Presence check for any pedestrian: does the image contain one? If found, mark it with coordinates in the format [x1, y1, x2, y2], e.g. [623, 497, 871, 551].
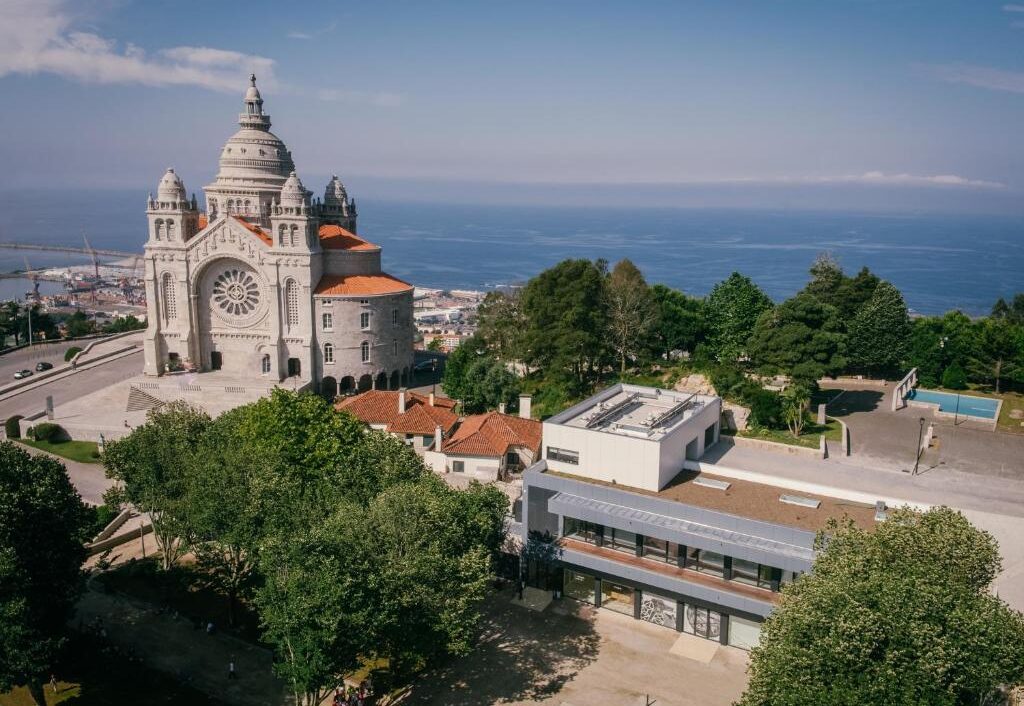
[206, 620, 215, 635]
[227, 659, 237, 680]
[49, 674, 57, 694]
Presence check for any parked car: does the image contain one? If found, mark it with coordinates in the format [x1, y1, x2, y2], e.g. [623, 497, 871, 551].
[13, 369, 33, 379]
[35, 361, 53, 372]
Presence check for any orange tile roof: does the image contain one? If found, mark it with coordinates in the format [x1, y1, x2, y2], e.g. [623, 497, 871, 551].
[314, 273, 413, 297]
[198, 214, 209, 229]
[336, 390, 458, 436]
[232, 216, 272, 246]
[319, 224, 379, 251]
[443, 412, 542, 459]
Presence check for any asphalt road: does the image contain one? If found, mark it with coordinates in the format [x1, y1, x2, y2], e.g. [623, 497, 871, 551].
[0, 340, 76, 381]
[0, 348, 142, 419]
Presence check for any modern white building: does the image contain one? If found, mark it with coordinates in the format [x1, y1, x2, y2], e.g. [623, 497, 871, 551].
[142, 75, 414, 397]
[520, 383, 885, 650]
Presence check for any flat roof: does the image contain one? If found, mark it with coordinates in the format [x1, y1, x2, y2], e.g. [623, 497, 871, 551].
[548, 384, 718, 441]
[544, 467, 879, 532]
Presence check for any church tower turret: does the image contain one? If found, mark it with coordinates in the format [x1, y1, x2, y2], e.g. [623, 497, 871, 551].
[321, 175, 358, 233]
[147, 168, 199, 245]
[270, 171, 319, 251]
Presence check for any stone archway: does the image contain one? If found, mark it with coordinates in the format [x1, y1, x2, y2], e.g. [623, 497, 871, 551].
[375, 372, 388, 390]
[358, 374, 373, 392]
[340, 376, 355, 393]
[322, 376, 337, 400]
[390, 370, 400, 389]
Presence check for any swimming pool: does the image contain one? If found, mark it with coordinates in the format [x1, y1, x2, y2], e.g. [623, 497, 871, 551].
[906, 389, 1000, 420]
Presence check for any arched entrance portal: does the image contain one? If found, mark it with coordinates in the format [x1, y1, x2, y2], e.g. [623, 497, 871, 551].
[340, 376, 355, 394]
[390, 370, 400, 389]
[375, 372, 388, 390]
[321, 376, 337, 400]
[357, 374, 373, 392]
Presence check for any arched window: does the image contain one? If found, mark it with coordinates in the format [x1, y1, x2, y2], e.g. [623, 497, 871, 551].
[243, 200, 251, 214]
[361, 340, 370, 363]
[285, 279, 299, 330]
[166, 219, 175, 241]
[261, 354, 271, 374]
[324, 342, 334, 364]
[161, 273, 177, 323]
[226, 199, 234, 213]
[289, 224, 298, 247]
[393, 339, 398, 356]
[278, 224, 288, 246]
[154, 218, 164, 240]
[209, 199, 217, 216]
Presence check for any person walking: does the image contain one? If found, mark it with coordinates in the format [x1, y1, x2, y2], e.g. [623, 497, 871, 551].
[227, 659, 237, 680]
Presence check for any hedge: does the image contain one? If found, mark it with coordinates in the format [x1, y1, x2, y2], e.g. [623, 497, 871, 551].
[64, 346, 83, 362]
[5, 415, 23, 439]
[29, 422, 65, 442]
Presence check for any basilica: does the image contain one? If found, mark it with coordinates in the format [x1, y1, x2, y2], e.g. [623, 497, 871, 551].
[142, 75, 414, 398]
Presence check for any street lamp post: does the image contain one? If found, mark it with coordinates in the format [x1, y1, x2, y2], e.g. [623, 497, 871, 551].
[912, 416, 926, 475]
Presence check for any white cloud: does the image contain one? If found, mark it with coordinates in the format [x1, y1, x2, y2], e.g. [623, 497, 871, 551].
[688, 172, 1005, 190]
[1003, 3, 1024, 11]
[0, 0, 276, 92]
[317, 88, 404, 107]
[920, 62, 1024, 95]
[287, 31, 313, 40]
[287, 21, 337, 40]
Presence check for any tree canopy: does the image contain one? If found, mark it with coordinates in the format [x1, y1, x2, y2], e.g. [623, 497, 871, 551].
[0, 443, 91, 706]
[705, 272, 773, 362]
[748, 293, 846, 384]
[605, 259, 657, 373]
[739, 507, 1024, 706]
[846, 280, 911, 376]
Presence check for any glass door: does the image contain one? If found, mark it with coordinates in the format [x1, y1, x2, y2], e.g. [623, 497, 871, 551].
[686, 605, 723, 641]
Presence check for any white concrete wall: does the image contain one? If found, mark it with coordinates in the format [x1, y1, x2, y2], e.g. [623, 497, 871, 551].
[541, 422, 662, 491]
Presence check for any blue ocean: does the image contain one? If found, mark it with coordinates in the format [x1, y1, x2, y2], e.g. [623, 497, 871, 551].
[0, 189, 1021, 316]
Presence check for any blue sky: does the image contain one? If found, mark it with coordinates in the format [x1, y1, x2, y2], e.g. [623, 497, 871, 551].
[2, 0, 1024, 212]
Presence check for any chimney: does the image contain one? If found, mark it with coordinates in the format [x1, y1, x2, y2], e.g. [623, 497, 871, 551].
[434, 424, 443, 451]
[398, 387, 407, 414]
[429, 391, 435, 407]
[519, 394, 532, 419]
[499, 402, 506, 414]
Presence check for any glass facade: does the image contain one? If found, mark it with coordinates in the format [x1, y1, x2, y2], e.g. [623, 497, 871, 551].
[639, 592, 677, 628]
[563, 517, 601, 544]
[563, 569, 596, 604]
[687, 547, 725, 577]
[642, 536, 680, 564]
[728, 615, 762, 651]
[606, 527, 636, 554]
[600, 580, 635, 615]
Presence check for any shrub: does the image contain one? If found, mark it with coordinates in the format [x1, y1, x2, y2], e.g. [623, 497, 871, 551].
[65, 346, 83, 362]
[30, 422, 65, 442]
[5, 414, 24, 439]
[747, 389, 785, 430]
[941, 362, 968, 390]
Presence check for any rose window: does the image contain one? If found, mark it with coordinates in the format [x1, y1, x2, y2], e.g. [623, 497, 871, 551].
[212, 269, 261, 317]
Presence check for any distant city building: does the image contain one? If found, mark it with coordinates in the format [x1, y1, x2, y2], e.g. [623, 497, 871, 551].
[520, 383, 887, 650]
[142, 75, 414, 397]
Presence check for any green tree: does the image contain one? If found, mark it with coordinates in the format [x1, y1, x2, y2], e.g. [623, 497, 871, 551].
[442, 334, 488, 406]
[426, 337, 443, 352]
[705, 272, 772, 362]
[102, 314, 146, 334]
[942, 361, 968, 390]
[102, 402, 211, 569]
[739, 507, 1024, 706]
[0, 443, 91, 706]
[0, 302, 23, 347]
[605, 259, 657, 373]
[520, 259, 609, 384]
[63, 310, 95, 338]
[781, 384, 811, 438]
[647, 284, 706, 360]
[458, 357, 520, 414]
[18, 305, 58, 343]
[801, 255, 879, 320]
[991, 293, 1024, 325]
[846, 281, 911, 377]
[476, 289, 524, 361]
[968, 318, 1020, 393]
[748, 293, 846, 383]
[907, 312, 975, 388]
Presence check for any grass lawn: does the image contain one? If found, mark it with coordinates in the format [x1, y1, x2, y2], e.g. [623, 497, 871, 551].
[0, 634, 227, 706]
[18, 439, 101, 464]
[734, 418, 841, 449]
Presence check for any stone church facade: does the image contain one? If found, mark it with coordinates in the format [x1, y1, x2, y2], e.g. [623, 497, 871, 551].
[142, 75, 414, 398]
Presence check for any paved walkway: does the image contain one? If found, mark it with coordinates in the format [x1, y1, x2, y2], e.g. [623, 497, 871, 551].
[13, 441, 113, 506]
[78, 576, 287, 706]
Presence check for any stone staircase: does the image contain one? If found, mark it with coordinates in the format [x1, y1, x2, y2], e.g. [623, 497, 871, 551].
[125, 385, 166, 413]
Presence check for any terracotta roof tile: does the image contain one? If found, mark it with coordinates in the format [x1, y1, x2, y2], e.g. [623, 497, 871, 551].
[314, 273, 414, 297]
[319, 224, 379, 251]
[443, 412, 542, 459]
[232, 216, 272, 246]
[336, 390, 458, 435]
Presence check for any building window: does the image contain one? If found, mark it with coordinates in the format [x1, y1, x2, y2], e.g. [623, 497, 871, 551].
[154, 218, 164, 240]
[322, 312, 333, 331]
[606, 527, 636, 554]
[359, 299, 369, 305]
[324, 342, 334, 364]
[600, 580, 635, 616]
[642, 536, 680, 564]
[393, 339, 398, 356]
[563, 569, 596, 605]
[687, 547, 725, 578]
[166, 219, 175, 241]
[563, 517, 601, 544]
[285, 279, 299, 330]
[546, 446, 579, 465]
[392, 308, 398, 327]
[360, 311, 370, 329]
[452, 460, 464, 473]
[361, 340, 370, 363]
[731, 559, 778, 590]
[640, 592, 678, 628]
[289, 224, 299, 247]
[161, 273, 176, 323]
[323, 299, 333, 306]
[261, 354, 271, 374]
[278, 224, 288, 246]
